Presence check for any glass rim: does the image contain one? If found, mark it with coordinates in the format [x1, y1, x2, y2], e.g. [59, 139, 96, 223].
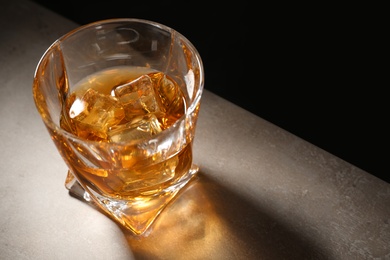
[33, 18, 204, 146]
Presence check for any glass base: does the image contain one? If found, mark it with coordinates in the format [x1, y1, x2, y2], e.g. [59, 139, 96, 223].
[65, 165, 199, 236]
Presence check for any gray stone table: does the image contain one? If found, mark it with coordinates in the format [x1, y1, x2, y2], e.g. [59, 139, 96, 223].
[0, 0, 389, 259]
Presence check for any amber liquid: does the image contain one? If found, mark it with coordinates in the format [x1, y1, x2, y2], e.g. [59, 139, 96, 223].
[59, 66, 193, 200]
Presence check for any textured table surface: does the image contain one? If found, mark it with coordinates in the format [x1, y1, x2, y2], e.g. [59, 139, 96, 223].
[0, 0, 389, 259]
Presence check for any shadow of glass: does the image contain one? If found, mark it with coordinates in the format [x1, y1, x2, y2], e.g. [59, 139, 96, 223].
[118, 171, 329, 260]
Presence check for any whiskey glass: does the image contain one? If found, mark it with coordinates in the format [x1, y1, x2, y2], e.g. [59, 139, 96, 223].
[32, 18, 204, 236]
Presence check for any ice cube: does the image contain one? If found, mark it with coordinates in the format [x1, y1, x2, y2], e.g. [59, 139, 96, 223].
[69, 88, 125, 140]
[149, 72, 185, 126]
[108, 113, 163, 143]
[112, 74, 163, 120]
[149, 72, 177, 107]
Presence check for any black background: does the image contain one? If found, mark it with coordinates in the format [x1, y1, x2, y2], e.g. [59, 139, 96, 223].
[31, 0, 387, 183]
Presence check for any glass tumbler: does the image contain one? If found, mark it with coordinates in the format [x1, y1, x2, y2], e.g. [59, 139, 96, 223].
[32, 18, 204, 235]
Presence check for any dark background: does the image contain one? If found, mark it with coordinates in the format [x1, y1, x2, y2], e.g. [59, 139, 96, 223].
[32, 0, 387, 183]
